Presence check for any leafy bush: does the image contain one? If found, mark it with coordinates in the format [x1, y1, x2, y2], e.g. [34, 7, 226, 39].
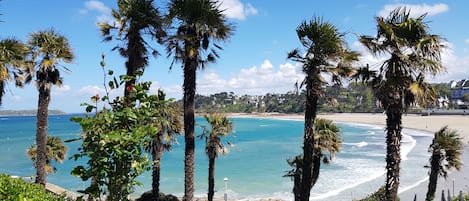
[0, 174, 67, 201]
[451, 192, 469, 201]
[355, 186, 400, 201]
[71, 61, 171, 201]
[136, 190, 180, 201]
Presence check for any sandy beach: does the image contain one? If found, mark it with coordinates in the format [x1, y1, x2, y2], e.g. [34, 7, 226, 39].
[229, 112, 469, 200]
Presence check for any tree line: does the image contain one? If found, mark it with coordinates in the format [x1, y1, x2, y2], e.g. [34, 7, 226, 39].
[189, 81, 454, 114]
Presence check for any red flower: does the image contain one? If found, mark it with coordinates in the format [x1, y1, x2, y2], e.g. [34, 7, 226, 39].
[126, 85, 134, 92]
[91, 94, 100, 103]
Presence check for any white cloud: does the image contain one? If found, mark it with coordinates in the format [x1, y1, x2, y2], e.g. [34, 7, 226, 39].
[379, 3, 448, 18]
[436, 44, 469, 82]
[149, 82, 182, 99]
[80, 1, 113, 24]
[219, 0, 258, 20]
[83, 1, 111, 14]
[465, 39, 469, 45]
[78, 85, 106, 96]
[7, 95, 22, 101]
[78, 82, 182, 102]
[52, 85, 71, 95]
[197, 60, 303, 95]
[352, 41, 388, 70]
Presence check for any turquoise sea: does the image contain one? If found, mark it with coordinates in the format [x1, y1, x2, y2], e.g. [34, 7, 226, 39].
[0, 114, 433, 200]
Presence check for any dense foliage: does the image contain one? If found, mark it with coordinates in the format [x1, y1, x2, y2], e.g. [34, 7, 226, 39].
[354, 186, 400, 201]
[0, 174, 68, 201]
[136, 191, 180, 201]
[190, 81, 456, 114]
[191, 84, 378, 114]
[450, 193, 469, 201]
[70, 66, 175, 201]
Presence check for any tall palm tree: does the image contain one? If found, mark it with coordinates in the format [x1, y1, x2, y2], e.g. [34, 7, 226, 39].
[0, 38, 28, 105]
[25, 29, 74, 187]
[166, 1, 233, 200]
[26, 135, 68, 175]
[287, 16, 357, 201]
[98, 0, 166, 98]
[285, 118, 342, 201]
[357, 7, 445, 200]
[425, 126, 463, 201]
[149, 90, 183, 201]
[200, 113, 233, 201]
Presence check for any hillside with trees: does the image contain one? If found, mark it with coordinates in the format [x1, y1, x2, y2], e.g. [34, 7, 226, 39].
[187, 82, 454, 114]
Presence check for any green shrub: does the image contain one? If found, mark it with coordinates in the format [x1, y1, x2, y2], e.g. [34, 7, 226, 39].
[0, 174, 67, 201]
[136, 190, 180, 201]
[451, 192, 469, 201]
[355, 186, 400, 201]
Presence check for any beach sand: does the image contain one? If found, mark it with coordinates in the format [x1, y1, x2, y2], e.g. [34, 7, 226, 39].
[229, 112, 469, 200]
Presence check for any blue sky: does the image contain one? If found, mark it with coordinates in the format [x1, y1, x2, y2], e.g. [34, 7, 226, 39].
[1, 0, 468, 113]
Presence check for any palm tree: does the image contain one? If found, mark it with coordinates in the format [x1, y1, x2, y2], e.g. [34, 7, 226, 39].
[98, 0, 166, 98]
[314, 118, 342, 164]
[425, 126, 463, 201]
[149, 90, 183, 201]
[24, 29, 74, 187]
[286, 16, 357, 201]
[166, 1, 233, 200]
[285, 118, 342, 200]
[200, 113, 233, 201]
[356, 7, 445, 200]
[0, 38, 28, 105]
[26, 135, 68, 175]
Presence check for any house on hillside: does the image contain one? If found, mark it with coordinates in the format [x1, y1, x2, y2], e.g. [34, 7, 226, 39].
[448, 79, 469, 108]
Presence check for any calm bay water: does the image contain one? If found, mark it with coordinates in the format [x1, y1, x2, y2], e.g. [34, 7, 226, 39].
[0, 114, 433, 200]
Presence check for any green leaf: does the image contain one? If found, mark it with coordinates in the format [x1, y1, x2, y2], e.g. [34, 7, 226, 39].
[108, 80, 115, 89]
[85, 105, 95, 113]
[71, 166, 86, 177]
[70, 116, 83, 122]
[64, 138, 81, 143]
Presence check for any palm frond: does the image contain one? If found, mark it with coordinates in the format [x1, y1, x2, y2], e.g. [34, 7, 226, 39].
[314, 118, 342, 163]
[428, 126, 463, 179]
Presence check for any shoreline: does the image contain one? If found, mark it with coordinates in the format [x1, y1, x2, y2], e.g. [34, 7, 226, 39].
[227, 112, 469, 200]
[227, 112, 469, 143]
[7, 112, 467, 200]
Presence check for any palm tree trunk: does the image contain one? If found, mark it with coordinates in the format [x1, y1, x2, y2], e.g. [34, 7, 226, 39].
[152, 134, 164, 201]
[183, 58, 197, 201]
[311, 151, 321, 187]
[426, 152, 441, 201]
[35, 84, 50, 187]
[0, 81, 4, 105]
[293, 167, 301, 201]
[208, 156, 215, 201]
[384, 102, 403, 201]
[299, 75, 319, 201]
[124, 26, 142, 99]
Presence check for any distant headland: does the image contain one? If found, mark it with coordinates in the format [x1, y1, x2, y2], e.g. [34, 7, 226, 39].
[0, 110, 67, 116]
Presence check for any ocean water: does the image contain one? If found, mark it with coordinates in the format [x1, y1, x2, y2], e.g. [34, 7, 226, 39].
[0, 114, 433, 200]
